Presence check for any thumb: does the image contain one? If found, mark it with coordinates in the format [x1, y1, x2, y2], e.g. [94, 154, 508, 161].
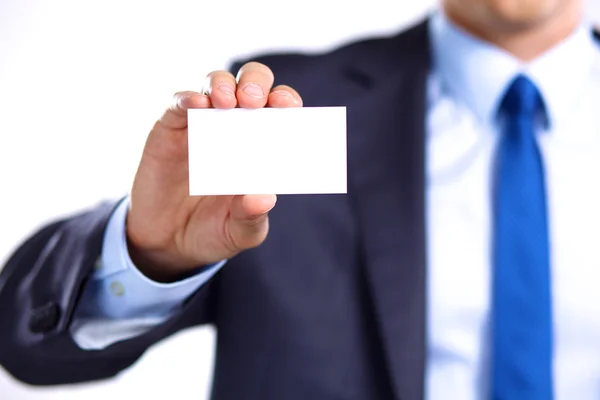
[227, 194, 277, 250]
[142, 91, 211, 163]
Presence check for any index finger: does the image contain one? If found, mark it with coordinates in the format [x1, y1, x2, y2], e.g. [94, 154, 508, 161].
[158, 91, 212, 130]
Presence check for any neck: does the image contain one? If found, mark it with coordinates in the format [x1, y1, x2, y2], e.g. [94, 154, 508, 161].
[443, 3, 583, 61]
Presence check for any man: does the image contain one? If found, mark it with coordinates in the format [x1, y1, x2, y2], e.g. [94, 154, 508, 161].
[0, 0, 597, 398]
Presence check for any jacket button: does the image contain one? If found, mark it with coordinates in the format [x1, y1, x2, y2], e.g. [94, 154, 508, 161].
[29, 302, 60, 333]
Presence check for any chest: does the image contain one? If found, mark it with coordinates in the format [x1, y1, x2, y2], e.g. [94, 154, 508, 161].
[425, 93, 600, 399]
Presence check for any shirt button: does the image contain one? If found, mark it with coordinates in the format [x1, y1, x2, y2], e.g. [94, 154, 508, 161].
[110, 281, 125, 297]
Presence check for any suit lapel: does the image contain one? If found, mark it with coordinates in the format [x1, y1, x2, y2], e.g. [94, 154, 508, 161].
[341, 22, 599, 400]
[344, 20, 431, 400]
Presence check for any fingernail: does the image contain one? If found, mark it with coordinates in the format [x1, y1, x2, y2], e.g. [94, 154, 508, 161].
[271, 90, 298, 103]
[242, 83, 265, 99]
[218, 84, 235, 97]
[266, 194, 277, 211]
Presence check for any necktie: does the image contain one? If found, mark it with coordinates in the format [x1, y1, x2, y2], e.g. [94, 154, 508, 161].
[492, 75, 553, 400]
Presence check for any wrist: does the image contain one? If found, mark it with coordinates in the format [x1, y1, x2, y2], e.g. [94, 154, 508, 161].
[126, 237, 200, 283]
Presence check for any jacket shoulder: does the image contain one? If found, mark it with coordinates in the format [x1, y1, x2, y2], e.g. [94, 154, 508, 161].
[229, 18, 429, 83]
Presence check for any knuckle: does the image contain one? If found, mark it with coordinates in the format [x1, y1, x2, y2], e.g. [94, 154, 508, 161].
[171, 90, 196, 104]
[274, 85, 299, 95]
[168, 93, 185, 112]
[171, 91, 188, 104]
[207, 69, 227, 78]
[206, 70, 235, 85]
[238, 62, 274, 81]
[227, 218, 269, 250]
[243, 61, 270, 72]
[203, 71, 236, 96]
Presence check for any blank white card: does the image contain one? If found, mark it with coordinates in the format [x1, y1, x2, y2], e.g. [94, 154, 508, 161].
[187, 107, 347, 195]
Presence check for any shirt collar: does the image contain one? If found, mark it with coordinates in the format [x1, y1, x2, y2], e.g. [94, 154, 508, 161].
[430, 11, 598, 129]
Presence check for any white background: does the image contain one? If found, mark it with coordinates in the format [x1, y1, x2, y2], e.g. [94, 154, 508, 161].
[0, 0, 598, 398]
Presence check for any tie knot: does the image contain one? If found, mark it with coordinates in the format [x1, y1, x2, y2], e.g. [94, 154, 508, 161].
[499, 75, 544, 118]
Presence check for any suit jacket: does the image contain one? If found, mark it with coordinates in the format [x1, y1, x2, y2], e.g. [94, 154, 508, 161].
[0, 20, 431, 400]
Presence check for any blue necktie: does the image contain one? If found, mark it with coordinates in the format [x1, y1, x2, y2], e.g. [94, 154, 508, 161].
[492, 75, 553, 400]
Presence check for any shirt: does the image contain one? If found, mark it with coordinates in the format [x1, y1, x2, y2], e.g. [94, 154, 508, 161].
[72, 11, 600, 400]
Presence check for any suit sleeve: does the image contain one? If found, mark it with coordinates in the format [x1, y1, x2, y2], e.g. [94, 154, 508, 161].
[0, 55, 298, 386]
[0, 201, 220, 386]
[71, 198, 225, 351]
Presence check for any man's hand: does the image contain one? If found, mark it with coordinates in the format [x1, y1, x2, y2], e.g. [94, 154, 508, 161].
[126, 62, 303, 282]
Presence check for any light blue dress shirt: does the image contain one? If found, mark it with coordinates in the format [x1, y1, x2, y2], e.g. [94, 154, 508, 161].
[73, 11, 600, 400]
[75, 197, 225, 320]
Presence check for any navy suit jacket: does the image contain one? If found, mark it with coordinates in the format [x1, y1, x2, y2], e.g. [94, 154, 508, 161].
[0, 20, 431, 400]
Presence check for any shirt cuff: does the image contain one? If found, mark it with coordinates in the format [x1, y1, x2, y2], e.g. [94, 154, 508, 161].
[77, 198, 225, 319]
